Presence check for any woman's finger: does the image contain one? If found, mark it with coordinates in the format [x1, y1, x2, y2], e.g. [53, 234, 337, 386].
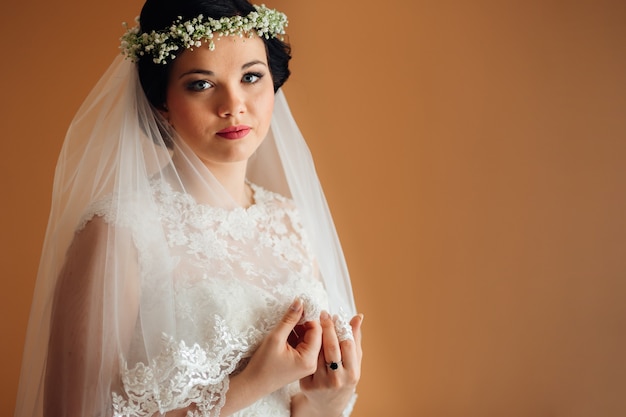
[320, 311, 342, 372]
[277, 299, 322, 359]
[273, 298, 304, 339]
[295, 319, 322, 357]
[351, 314, 364, 359]
[340, 314, 363, 374]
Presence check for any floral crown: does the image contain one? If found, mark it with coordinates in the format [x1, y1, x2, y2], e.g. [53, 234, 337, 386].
[120, 4, 287, 64]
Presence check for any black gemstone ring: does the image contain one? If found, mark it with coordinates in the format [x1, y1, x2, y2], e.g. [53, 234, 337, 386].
[326, 361, 342, 371]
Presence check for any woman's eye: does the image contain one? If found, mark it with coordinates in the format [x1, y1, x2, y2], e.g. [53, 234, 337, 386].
[242, 73, 263, 84]
[187, 80, 212, 91]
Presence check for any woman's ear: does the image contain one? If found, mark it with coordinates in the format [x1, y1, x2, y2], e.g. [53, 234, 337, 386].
[157, 103, 169, 122]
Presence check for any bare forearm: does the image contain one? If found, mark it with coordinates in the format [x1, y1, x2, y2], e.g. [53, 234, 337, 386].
[219, 370, 278, 416]
[161, 371, 274, 417]
[290, 393, 344, 417]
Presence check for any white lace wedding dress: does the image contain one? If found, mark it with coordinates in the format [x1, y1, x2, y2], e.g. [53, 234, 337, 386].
[84, 180, 331, 417]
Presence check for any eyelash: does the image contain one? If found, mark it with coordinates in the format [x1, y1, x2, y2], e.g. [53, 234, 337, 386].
[242, 72, 263, 84]
[187, 80, 212, 91]
[186, 72, 265, 91]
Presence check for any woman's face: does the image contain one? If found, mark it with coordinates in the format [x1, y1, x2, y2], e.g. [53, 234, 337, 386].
[163, 35, 275, 169]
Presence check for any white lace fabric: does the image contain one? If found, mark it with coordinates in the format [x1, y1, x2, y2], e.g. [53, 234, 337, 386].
[83, 180, 329, 416]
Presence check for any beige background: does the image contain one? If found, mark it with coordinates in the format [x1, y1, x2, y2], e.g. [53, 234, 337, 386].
[2, 0, 626, 416]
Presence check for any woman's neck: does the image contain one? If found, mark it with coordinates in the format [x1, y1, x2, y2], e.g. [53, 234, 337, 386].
[171, 151, 253, 207]
[207, 161, 253, 207]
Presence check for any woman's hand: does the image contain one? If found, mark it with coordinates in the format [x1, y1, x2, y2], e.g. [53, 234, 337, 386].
[291, 311, 364, 417]
[228, 298, 323, 405]
[247, 298, 323, 387]
[166, 298, 323, 417]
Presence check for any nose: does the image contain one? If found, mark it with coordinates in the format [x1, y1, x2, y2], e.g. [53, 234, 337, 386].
[217, 85, 246, 117]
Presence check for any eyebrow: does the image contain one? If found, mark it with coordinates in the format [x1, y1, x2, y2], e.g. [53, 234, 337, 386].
[178, 60, 268, 79]
[242, 60, 267, 70]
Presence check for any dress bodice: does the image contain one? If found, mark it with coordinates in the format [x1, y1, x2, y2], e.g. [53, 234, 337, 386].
[87, 181, 328, 417]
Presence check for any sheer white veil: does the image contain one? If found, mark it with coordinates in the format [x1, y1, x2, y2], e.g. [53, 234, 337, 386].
[15, 54, 355, 417]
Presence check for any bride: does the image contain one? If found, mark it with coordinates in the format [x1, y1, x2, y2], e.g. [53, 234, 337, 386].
[14, 0, 363, 416]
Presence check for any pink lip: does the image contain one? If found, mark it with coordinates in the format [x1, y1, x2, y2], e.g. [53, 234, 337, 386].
[216, 125, 251, 140]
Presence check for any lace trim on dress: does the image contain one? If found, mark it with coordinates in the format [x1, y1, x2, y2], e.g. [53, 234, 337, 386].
[112, 315, 252, 417]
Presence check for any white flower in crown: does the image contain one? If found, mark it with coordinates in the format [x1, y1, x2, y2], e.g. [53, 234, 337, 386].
[120, 4, 287, 64]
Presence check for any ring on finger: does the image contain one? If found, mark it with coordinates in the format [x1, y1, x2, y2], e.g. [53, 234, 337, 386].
[325, 360, 342, 371]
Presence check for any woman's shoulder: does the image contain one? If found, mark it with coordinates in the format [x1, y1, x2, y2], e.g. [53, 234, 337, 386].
[77, 190, 159, 233]
[77, 194, 118, 232]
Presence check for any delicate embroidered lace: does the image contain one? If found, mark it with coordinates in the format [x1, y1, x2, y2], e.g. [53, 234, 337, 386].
[84, 180, 335, 416]
[333, 309, 355, 342]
